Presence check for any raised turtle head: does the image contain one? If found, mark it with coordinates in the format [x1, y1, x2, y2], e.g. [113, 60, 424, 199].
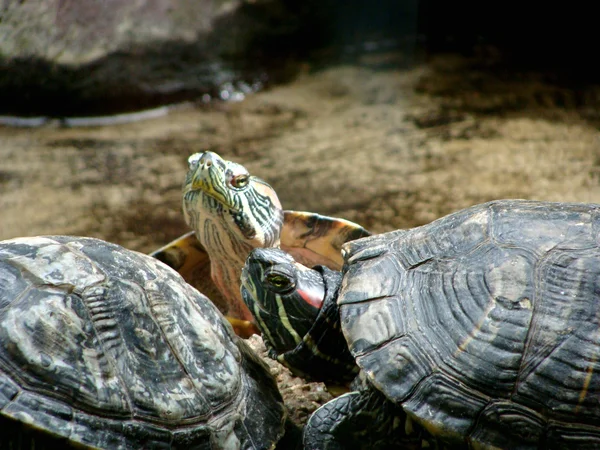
[184, 152, 284, 252]
[183, 152, 284, 322]
[242, 247, 357, 383]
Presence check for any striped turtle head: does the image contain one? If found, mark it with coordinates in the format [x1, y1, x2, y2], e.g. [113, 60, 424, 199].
[182, 151, 285, 323]
[183, 152, 284, 252]
[241, 248, 326, 354]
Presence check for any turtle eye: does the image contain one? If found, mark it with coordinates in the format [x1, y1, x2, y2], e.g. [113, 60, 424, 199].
[265, 273, 295, 294]
[231, 174, 249, 189]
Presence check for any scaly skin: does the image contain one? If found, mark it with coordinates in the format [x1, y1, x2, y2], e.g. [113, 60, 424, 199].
[183, 152, 284, 323]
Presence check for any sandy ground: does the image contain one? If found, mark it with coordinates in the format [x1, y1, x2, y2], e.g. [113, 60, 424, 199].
[1, 54, 600, 427]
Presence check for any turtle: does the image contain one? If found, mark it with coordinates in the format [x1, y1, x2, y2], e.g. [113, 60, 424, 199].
[240, 199, 600, 449]
[0, 235, 292, 450]
[151, 151, 370, 337]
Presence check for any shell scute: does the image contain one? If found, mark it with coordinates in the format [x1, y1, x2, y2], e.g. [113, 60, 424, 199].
[341, 295, 407, 357]
[339, 250, 402, 306]
[0, 374, 18, 409]
[513, 248, 600, 422]
[0, 284, 131, 416]
[393, 206, 490, 269]
[470, 401, 546, 449]
[0, 263, 27, 311]
[490, 200, 600, 252]
[1, 237, 106, 293]
[3, 389, 74, 429]
[545, 423, 600, 449]
[342, 232, 392, 265]
[355, 335, 435, 403]
[402, 373, 489, 446]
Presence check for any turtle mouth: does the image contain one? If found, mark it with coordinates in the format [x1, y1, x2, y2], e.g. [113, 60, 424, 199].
[184, 185, 239, 212]
[184, 152, 236, 209]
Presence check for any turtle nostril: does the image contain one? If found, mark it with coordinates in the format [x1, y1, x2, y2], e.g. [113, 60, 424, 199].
[199, 154, 212, 168]
[199, 152, 214, 168]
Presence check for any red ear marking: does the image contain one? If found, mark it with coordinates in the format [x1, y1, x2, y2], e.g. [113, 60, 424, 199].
[298, 288, 323, 309]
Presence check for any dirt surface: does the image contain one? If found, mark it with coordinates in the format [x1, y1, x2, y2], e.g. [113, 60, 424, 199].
[1, 54, 600, 427]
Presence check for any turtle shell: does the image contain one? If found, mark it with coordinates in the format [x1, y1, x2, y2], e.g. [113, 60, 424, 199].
[0, 236, 285, 449]
[338, 200, 600, 448]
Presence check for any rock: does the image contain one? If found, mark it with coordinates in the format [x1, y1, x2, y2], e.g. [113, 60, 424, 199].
[0, 0, 318, 116]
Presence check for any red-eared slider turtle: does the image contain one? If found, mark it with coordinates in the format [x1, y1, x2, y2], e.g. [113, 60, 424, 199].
[151, 151, 369, 337]
[0, 236, 288, 449]
[241, 200, 600, 449]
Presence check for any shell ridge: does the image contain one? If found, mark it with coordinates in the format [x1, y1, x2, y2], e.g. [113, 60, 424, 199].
[79, 284, 134, 418]
[515, 247, 577, 384]
[357, 333, 438, 400]
[509, 248, 556, 401]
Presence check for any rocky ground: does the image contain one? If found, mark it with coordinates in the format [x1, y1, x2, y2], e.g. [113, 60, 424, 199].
[1, 54, 600, 426]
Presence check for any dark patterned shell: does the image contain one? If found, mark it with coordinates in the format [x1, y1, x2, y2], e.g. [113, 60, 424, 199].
[339, 200, 600, 448]
[0, 236, 284, 449]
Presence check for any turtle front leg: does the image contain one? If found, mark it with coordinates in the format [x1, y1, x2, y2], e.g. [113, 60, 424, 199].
[304, 388, 422, 450]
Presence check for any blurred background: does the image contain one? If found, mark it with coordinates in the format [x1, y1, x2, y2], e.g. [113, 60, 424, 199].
[1, 0, 599, 252]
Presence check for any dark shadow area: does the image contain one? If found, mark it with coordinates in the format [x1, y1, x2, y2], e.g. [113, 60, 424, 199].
[420, 1, 598, 83]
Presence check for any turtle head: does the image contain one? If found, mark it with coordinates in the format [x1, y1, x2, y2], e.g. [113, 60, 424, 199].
[241, 248, 325, 354]
[183, 152, 284, 252]
[242, 247, 359, 384]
